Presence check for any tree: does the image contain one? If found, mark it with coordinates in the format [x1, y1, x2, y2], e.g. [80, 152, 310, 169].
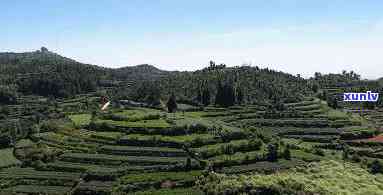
[282, 146, 291, 160]
[370, 160, 383, 174]
[215, 82, 224, 106]
[342, 144, 350, 160]
[223, 84, 235, 107]
[41, 47, 49, 52]
[237, 87, 244, 104]
[312, 83, 319, 93]
[314, 148, 325, 156]
[133, 81, 162, 106]
[266, 143, 279, 162]
[0, 85, 17, 104]
[185, 158, 192, 171]
[215, 82, 235, 107]
[327, 95, 338, 109]
[202, 88, 210, 106]
[167, 94, 177, 113]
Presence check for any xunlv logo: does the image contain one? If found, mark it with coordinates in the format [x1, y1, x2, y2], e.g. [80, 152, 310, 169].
[343, 91, 379, 102]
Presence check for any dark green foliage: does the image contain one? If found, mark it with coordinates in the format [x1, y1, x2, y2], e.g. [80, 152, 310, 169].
[312, 83, 319, 93]
[0, 50, 102, 98]
[282, 146, 291, 160]
[370, 160, 383, 174]
[167, 94, 177, 113]
[327, 95, 339, 109]
[131, 81, 162, 106]
[202, 88, 210, 106]
[215, 82, 224, 106]
[215, 82, 235, 107]
[185, 158, 192, 171]
[266, 143, 279, 162]
[351, 154, 361, 163]
[0, 85, 18, 104]
[313, 148, 325, 156]
[236, 87, 244, 105]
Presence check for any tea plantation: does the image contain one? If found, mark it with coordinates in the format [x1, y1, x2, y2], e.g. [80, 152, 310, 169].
[0, 94, 382, 194]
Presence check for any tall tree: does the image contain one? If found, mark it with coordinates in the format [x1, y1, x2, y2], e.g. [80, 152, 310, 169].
[237, 87, 244, 104]
[167, 94, 177, 113]
[202, 88, 210, 106]
[215, 82, 224, 106]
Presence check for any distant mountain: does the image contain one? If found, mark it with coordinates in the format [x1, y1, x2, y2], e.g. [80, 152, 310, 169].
[0, 48, 170, 98]
[112, 64, 169, 81]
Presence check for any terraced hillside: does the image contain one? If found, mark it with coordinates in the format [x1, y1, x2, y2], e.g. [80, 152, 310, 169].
[1, 95, 382, 194]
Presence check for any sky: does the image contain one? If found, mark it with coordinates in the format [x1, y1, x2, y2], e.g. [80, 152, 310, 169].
[1, 0, 383, 79]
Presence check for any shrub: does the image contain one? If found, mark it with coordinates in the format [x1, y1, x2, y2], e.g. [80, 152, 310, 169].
[266, 143, 278, 162]
[313, 148, 325, 156]
[283, 147, 291, 160]
[370, 160, 383, 174]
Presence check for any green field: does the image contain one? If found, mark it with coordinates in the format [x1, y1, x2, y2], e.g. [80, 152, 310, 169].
[0, 148, 21, 168]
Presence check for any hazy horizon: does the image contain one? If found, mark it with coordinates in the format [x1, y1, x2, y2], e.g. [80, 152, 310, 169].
[1, 0, 383, 79]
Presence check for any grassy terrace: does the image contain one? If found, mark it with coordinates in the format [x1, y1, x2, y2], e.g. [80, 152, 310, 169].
[0, 167, 81, 181]
[99, 145, 187, 156]
[59, 153, 190, 165]
[118, 133, 218, 147]
[220, 159, 305, 174]
[209, 150, 267, 167]
[0, 148, 21, 168]
[234, 118, 331, 127]
[2, 185, 72, 195]
[199, 160, 383, 194]
[192, 139, 263, 158]
[94, 118, 171, 128]
[35, 132, 99, 150]
[133, 187, 203, 195]
[74, 180, 115, 194]
[68, 113, 92, 126]
[45, 160, 121, 172]
[57, 129, 123, 144]
[114, 108, 161, 117]
[119, 170, 202, 184]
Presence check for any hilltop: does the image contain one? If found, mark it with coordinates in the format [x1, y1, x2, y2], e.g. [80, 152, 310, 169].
[0, 48, 169, 99]
[0, 48, 314, 108]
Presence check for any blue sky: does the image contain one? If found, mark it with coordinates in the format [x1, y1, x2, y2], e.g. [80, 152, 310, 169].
[1, 0, 383, 79]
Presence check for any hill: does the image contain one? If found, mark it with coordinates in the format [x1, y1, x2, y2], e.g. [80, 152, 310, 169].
[0, 48, 169, 99]
[0, 48, 313, 108]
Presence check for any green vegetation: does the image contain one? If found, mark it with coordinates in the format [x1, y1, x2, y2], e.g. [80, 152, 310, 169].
[198, 160, 383, 194]
[1, 50, 383, 194]
[2, 185, 72, 195]
[133, 187, 203, 195]
[68, 114, 92, 126]
[119, 170, 202, 184]
[0, 148, 21, 168]
[95, 118, 171, 128]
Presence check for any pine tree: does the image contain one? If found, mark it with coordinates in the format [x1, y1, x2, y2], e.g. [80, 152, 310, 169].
[202, 88, 210, 106]
[283, 146, 291, 160]
[266, 143, 279, 162]
[215, 82, 223, 106]
[237, 87, 244, 104]
[222, 83, 235, 107]
[370, 160, 383, 174]
[167, 94, 177, 113]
